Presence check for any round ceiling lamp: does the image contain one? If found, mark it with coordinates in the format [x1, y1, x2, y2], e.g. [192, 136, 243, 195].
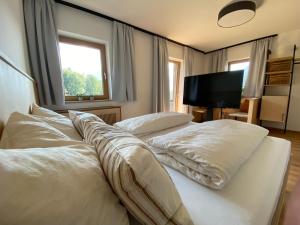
[218, 0, 256, 28]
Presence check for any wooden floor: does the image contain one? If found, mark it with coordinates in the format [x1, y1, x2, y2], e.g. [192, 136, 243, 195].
[268, 129, 300, 225]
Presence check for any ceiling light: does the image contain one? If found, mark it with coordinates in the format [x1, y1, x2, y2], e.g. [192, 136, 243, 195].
[218, 0, 256, 28]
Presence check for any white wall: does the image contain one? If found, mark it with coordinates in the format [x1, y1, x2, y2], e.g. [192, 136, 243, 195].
[224, 29, 300, 131]
[227, 43, 252, 62]
[0, 0, 30, 73]
[168, 42, 184, 60]
[56, 5, 205, 119]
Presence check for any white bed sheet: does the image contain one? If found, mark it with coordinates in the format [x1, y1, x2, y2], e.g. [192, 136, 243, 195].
[140, 125, 290, 225]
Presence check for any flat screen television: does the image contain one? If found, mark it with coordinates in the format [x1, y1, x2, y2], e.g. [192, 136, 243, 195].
[183, 71, 243, 109]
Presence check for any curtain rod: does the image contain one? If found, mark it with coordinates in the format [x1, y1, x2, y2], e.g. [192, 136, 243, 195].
[205, 34, 278, 54]
[55, 0, 206, 54]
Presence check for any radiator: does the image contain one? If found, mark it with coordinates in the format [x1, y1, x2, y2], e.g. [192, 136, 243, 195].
[56, 106, 121, 125]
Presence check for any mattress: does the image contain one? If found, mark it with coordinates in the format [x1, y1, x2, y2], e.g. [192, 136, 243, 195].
[139, 126, 291, 225]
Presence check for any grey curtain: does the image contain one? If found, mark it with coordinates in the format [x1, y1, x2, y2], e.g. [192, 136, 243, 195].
[243, 37, 273, 97]
[208, 49, 228, 73]
[178, 47, 198, 113]
[111, 21, 136, 102]
[152, 36, 169, 113]
[184, 47, 195, 76]
[23, 0, 64, 107]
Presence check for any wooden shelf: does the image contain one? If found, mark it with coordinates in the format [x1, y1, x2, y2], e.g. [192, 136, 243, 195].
[266, 57, 293, 74]
[263, 45, 297, 133]
[261, 119, 286, 123]
[265, 73, 291, 85]
[265, 71, 292, 75]
[264, 84, 290, 87]
[267, 57, 293, 63]
[263, 95, 289, 97]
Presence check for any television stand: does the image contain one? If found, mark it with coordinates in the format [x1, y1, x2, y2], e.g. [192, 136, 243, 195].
[192, 107, 226, 122]
[220, 107, 224, 119]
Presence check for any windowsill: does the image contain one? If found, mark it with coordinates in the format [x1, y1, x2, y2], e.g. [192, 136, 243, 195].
[65, 99, 112, 104]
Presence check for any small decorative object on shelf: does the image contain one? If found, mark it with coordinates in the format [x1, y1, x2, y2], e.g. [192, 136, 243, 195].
[76, 94, 84, 101]
[89, 95, 95, 101]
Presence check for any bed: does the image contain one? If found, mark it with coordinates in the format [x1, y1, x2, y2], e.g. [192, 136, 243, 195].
[0, 50, 290, 225]
[138, 123, 290, 225]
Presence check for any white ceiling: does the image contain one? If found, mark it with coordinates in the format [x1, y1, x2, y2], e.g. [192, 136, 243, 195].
[64, 0, 300, 52]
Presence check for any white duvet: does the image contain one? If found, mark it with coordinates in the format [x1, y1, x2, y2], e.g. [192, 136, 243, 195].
[147, 119, 269, 189]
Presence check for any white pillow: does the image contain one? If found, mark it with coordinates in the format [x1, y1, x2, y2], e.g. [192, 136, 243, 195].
[31, 104, 82, 141]
[69, 110, 103, 137]
[0, 146, 129, 225]
[76, 113, 194, 225]
[114, 112, 193, 135]
[0, 112, 87, 149]
[31, 103, 65, 118]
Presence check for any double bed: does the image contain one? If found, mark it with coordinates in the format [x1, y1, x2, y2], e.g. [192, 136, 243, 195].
[139, 123, 290, 225]
[0, 50, 290, 225]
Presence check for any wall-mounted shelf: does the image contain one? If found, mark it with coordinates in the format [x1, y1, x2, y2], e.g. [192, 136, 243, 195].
[267, 56, 293, 62]
[261, 45, 297, 133]
[264, 84, 290, 87]
[265, 58, 293, 86]
[265, 71, 292, 75]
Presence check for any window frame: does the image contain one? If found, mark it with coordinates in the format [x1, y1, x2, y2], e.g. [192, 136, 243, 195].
[228, 58, 250, 71]
[228, 58, 250, 88]
[168, 59, 181, 112]
[59, 36, 109, 101]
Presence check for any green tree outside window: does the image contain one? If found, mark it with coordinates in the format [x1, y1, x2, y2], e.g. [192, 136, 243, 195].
[63, 68, 103, 96]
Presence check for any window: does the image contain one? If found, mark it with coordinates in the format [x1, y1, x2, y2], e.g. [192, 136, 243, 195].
[229, 59, 250, 88]
[168, 60, 180, 112]
[59, 36, 109, 101]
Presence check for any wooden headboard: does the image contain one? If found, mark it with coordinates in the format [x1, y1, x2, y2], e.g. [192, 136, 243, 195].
[0, 51, 37, 136]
